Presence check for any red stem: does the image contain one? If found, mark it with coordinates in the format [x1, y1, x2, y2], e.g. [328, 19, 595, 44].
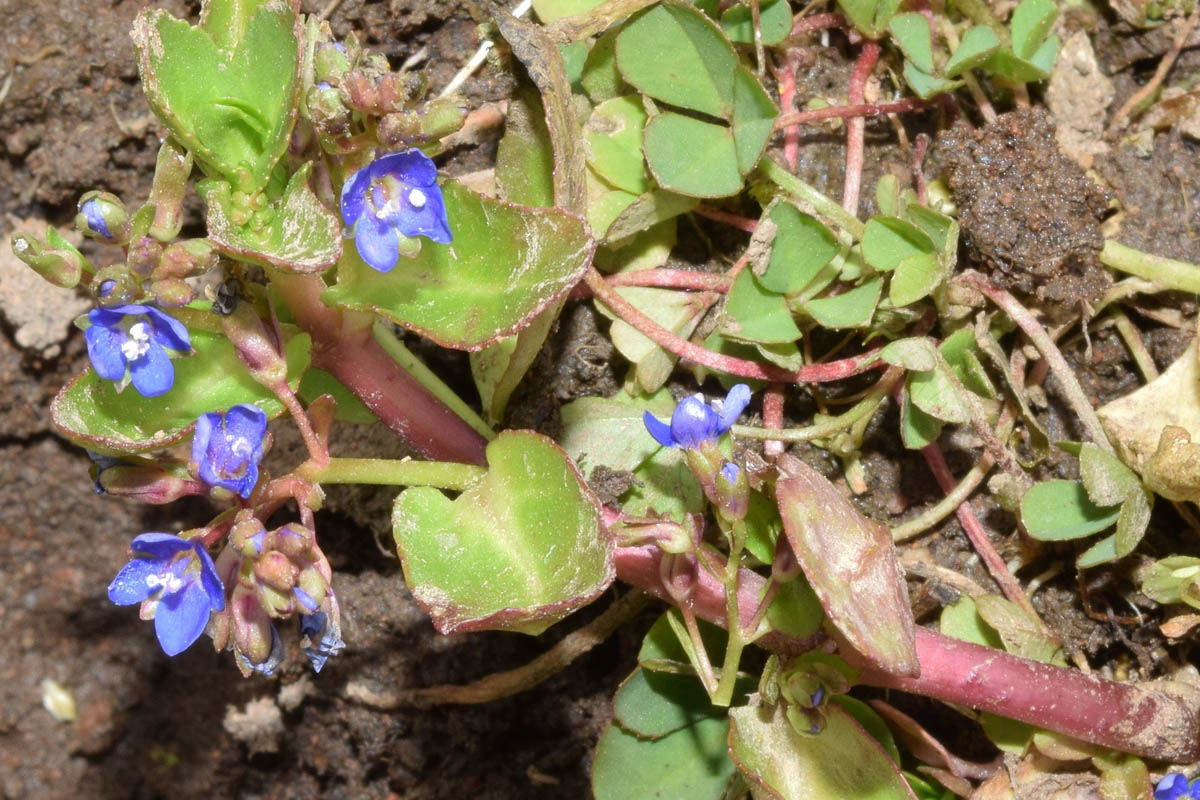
[843, 41, 881, 216]
[604, 269, 733, 292]
[613, 544, 1200, 761]
[270, 274, 488, 466]
[585, 266, 882, 384]
[777, 50, 802, 171]
[773, 97, 938, 131]
[694, 205, 758, 233]
[762, 383, 785, 459]
[790, 12, 846, 36]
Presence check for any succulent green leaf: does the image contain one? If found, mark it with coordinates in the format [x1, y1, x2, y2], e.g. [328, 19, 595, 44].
[638, 610, 730, 674]
[731, 66, 779, 175]
[722, 270, 803, 344]
[597, 286, 711, 392]
[1027, 34, 1060, 75]
[585, 96, 651, 195]
[974, 595, 1063, 664]
[532, 0, 606, 22]
[900, 387, 942, 449]
[889, 252, 943, 306]
[728, 703, 918, 800]
[132, 1, 300, 193]
[559, 392, 675, 474]
[880, 337, 938, 372]
[52, 325, 310, 455]
[592, 714, 735, 800]
[720, 0, 793, 45]
[756, 203, 839, 294]
[581, 28, 625, 103]
[391, 431, 612, 635]
[939, 597, 1005, 649]
[939, 329, 995, 398]
[981, 47, 1053, 83]
[324, 181, 594, 350]
[1020, 480, 1120, 541]
[801, 277, 883, 329]
[496, 84, 556, 208]
[643, 113, 744, 198]
[1079, 442, 1142, 506]
[614, 668, 724, 739]
[776, 455, 919, 676]
[766, 578, 825, 638]
[1140, 556, 1200, 610]
[907, 363, 969, 424]
[836, 0, 902, 39]
[1113, 487, 1153, 560]
[470, 307, 557, 425]
[1010, 0, 1057, 60]
[626, 444, 707, 521]
[861, 216, 935, 272]
[888, 13, 935, 74]
[601, 189, 699, 242]
[202, 164, 340, 273]
[615, 2, 738, 118]
[901, 62, 962, 99]
[944, 26, 1001, 77]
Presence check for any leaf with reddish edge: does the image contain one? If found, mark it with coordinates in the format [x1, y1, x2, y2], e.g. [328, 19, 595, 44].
[775, 454, 919, 677]
[392, 431, 613, 635]
[323, 181, 595, 351]
[728, 702, 918, 799]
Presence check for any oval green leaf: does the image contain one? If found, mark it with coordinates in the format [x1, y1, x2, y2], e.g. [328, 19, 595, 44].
[323, 180, 595, 350]
[861, 216, 935, 272]
[757, 203, 839, 295]
[585, 95, 650, 195]
[1020, 479, 1120, 541]
[643, 113, 744, 198]
[392, 431, 612, 635]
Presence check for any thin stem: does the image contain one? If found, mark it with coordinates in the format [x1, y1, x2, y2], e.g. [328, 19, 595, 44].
[1099, 239, 1200, 295]
[297, 457, 486, 490]
[1109, 308, 1159, 382]
[762, 383, 785, 459]
[732, 367, 902, 441]
[604, 269, 733, 292]
[772, 97, 939, 134]
[777, 49, 802, 171]
[843, 41, 880, 216]
[758, 156, 865, 239]
[712, 519, 749, 707]
[961, 272, 1113, 453]
[585, 266, 882, 384]
[694, 205, 758, 233]
[789, 11, 846, 36]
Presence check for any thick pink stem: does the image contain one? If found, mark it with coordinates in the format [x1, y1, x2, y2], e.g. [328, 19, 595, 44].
[613, 544, 1200, 761]
[271, 274, 488, 466]
[843, 41, 881, 216]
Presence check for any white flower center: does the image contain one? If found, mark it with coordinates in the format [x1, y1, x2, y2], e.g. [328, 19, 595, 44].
[230, 436, 252, 458]
[120, 322, 152, 361]
[408, 188, 427, 209]
[146, 570, 184, 594]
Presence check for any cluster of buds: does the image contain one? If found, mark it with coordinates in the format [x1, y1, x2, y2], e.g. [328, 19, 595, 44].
[210, 512, 343, 676]
[772, 653, 856, 736]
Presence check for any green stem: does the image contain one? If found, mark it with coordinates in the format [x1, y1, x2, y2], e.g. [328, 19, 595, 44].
[298, 457, 486, 490]
[758, 156, 866, 240]
[731, 367, 901, 442]
[371, 321, 496, 441]
[1100, 240, 1200, 295]
[712, 519, 749, 707]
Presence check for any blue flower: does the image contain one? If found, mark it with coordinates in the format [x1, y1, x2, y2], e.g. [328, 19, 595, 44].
[108, 533, 225, 656]
[341, 149, 452, 273]
[643, 384, 752, 449]
[84, 304, 191, 397]
[719, 462, 741, 485]
[1156, 775, 1200, 800]
[300, 611, 345, 673]
[192, 404, 268, 498]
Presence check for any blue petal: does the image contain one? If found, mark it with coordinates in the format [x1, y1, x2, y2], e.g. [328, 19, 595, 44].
[192, 411, 217, 468]
[224, 404, 267, 449]
[643, 411, 676, 447]
[154, 578, 212, 656]
[129, 342, 174, 397]
[131, 532, 195, 559]
[716, 383, 752, 434]
[142, 306, 191, 353]
[84, 322, 127, 381]
[373, 149, 438, 186]
[1156, 775, 1190, 800]
[354, 216, 400, 273]
[670, 396, 719, 449]
[195, 547, 225, 611]
[393, 182, 451, 244]
[82, 199, 112, 238]
[719, 462, 740, 485]
[340, 163, 373, 225]
[108, 558, 162, 606]
[294, 587, 319, 613]
[104, 303, 153, 317]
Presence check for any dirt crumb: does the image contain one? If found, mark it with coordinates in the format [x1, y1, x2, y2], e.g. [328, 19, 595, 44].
[223, 696, 285, 756]
[936, 109, 1112, 319]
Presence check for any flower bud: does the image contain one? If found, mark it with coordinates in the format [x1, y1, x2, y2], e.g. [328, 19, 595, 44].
[232, 585, 276, 668]
[127, 236, 164, 277]
[76, 191, 130, 244]
[254, 551, 298, 593]
[96, 464, 195, 504]
[307, 82, 351, 134]
[314, 42, 350, 84]
[11, 229, 88, 288]
[90, 265, 140, 305]
[148, 141, 192, 242]
[151, 277, 195, 308]
[715, 461, 749, 521]
[156, 239, 218, 280]
[614, 518, 694, 554]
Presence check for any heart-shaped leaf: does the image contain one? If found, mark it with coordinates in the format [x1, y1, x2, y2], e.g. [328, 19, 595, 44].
[836, 0, 902, 38]
[721, 0, 792, 45]
[560, 392, 674, 474]
[861, 216, 935, 272]
[944, 26, 1001, 77]
[1010, 0, 1057, 60]
[722, 270, 803, 344]
[755, 202, 839, 295]
[53, 324, 310, 455]
[889, 13, 935, 74]
[801, 277, 883, 329]
[731, 65, 779, 175]
[643, 113, 744, 198]
[323, 181, 595, 350]
[392, 431, 612, 635]
[132, 1, 300, 193]
[776, 455, 919, 677]
[203, 164, 341, 273]
[585, 96, 651, 195]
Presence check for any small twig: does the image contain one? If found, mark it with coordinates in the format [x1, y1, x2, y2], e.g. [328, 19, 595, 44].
[1109, 308, 1159, 382]
[1109, 6, 1200, 131]
[910, 133, 930, 206]
[604, 269, 733, 292]
[347, 591, 651, 709]
[776, 49, 803, 170]
[843, 41, 880, 216]
[733, 367, 903, 441]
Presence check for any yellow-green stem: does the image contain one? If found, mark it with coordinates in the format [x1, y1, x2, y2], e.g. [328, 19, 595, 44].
[297, 457, 485, 490]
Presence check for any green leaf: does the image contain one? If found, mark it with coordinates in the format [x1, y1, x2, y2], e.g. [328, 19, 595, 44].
[532, 0, 606, 23]
[392, 431, 612, 635]
[836, 0, 902, 38]
[614, 668, 723, 739]
[939, 329, 995, 398]
[639, 610, 730, 674]
[900, 388, 942, 449]
[1020, 480, 1120, 541]
[757, 203, 839, 295]
[723, 270, 803, 344]
[581, 28, 625, 104]
[975, 594, 1062, 664]
[626, 444, 707, 521]
[1076, 533, 1119, 569]
[728, 703, 918, 800]
[802, 277, 883, 329]
[592, 715, 735, 800]
[776, 455, 919, 676]
[888, 13, 935, 74]
[905, 205, 958, 257]
[202, 164, 340, 273]
[1027, 35, 1060, 75]
[940, 597, 1005, 649]
[880, 337, 938, 372]
[470, 307, 557, 424]
[720, 0, 793, 45]
[324, 181, 594, 350]
[615, 2, 738, 118]
[901, 62, 961, 99]
[889, 252, 942, 306]
[831, 696, 902, 766]
[907, 363, 969, 424]
[731, 66, 779, 175]
[1141, 556, 1200, 610]
[1113, 487, 1153, 560]
[602, 189, 699, 243]
[1010, 0, 1057, 60]
[1078, 442, 1142, 507]
[766, 578, 825, 638]
[585, 96, 650, 195]
[559, 392, 674, 474]
[52, 324, 310, 455]
[643, 113, 744, 198]
[944, 26, 1001, 77]
[496, 84, 556, 208]
[981, 46, 1053, 83]
[132, 2, 300, 193]
[861, 216, 935, 272]
[597, 287, 712, 392]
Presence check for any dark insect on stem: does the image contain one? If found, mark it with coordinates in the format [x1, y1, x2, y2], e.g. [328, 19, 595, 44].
[213, 278, 240, 316]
